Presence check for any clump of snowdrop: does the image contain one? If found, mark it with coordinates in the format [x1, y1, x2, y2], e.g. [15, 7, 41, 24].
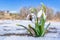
[17, 3, 50, 37]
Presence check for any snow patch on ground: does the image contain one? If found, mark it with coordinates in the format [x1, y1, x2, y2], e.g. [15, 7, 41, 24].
[0, 20, 60, 40]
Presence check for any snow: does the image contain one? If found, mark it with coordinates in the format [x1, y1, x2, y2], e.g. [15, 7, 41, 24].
[0, 20, 35, 35]
[0, 36, 60, 40]
[0, 20, 60, 40]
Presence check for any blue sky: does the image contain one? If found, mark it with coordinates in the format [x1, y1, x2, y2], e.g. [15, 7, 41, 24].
[0, 0, 60, 12]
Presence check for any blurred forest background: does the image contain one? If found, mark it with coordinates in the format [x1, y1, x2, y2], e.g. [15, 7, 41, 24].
[0, 6, 60, 22]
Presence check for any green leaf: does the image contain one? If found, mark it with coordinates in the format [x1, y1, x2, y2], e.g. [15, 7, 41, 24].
[16, 24, 33, 35]
[28, 24, 37, 36]
[41, 23, 50, 36]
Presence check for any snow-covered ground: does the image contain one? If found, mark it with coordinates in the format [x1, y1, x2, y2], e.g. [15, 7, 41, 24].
[0, 35, 60, 40]
[0, 20, 35, 35]
[0, 20, 60, 40]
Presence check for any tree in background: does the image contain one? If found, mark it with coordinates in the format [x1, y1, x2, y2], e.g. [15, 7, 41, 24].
[20, 7, 29, 19]
[46, 7, 54, 20]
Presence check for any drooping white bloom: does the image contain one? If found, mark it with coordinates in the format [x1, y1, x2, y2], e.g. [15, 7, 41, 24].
[37, 9, 43, 17]
[37, 9, 46, 20]
[26, 13, 36, 23]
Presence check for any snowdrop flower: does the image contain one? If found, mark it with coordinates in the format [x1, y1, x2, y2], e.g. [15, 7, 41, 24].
[37, 9, 46, 20]
[26, 13, 36, 23]
[37, 9, 43, 17]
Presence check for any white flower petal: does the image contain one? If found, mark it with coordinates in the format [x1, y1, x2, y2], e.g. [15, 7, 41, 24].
[37, 10, 43, 17]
